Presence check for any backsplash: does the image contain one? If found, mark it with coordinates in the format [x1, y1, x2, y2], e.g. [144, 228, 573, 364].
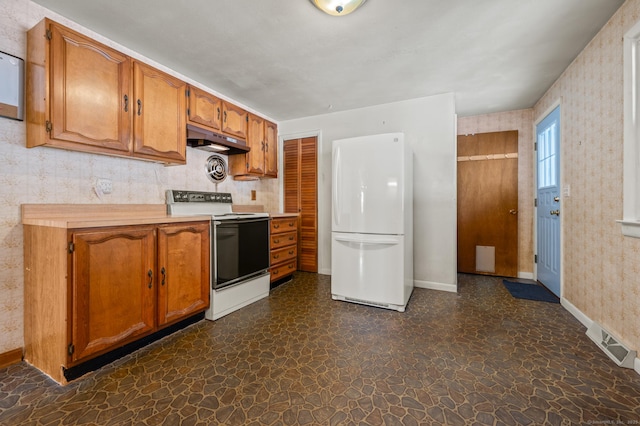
[0, 0, 278, 355]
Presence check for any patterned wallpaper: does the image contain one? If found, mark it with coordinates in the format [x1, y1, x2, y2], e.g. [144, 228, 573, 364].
[457, 109, 534, 278]
[534, 0, 640, 351]
[0, 0, 278, 354]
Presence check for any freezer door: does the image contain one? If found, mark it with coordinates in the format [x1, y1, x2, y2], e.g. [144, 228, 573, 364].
[331, 233, 406, 307]
[332, 134, 406, 235]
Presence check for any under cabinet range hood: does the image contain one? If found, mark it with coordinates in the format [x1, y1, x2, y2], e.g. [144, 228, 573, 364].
[186, 124, 250, 155]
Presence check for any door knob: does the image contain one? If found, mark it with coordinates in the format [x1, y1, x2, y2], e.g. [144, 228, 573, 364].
[509, 209, 517, 215]
[553, 196, 560, 202]
[550, 210, 560, 216]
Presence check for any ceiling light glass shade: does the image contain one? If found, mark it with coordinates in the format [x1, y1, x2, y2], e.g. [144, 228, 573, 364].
[309, 0, 367, 16]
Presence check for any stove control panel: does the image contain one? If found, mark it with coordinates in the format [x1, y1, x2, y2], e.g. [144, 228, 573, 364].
[167, 190, 233, 204]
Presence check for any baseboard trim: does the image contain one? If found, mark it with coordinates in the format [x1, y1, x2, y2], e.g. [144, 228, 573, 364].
[0, 348, 23, 369]
[414, 280, 457, 293]
[561, 297, 593, 330]
[518, 272, 534, 280]
[561, 297, 640, 377]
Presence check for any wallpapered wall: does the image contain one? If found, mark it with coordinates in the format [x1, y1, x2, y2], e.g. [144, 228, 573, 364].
[457, 109, 534, 278]
[534, 0, 640, 352]
[0, 0, 278, 355]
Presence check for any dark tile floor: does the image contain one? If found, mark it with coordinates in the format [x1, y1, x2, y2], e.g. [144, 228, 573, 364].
[1, 272, 640, 425]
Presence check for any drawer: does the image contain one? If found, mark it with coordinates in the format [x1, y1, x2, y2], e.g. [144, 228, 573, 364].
[271, 217, 298, 234]
[270, 259, 297, 282]
[270, 230, 297, 250]
[271, 245, 297, 265]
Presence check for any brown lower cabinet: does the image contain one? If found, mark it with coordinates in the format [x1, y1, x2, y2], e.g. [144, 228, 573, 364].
[270, 215, 298, 282]
[23, 220, 210, 384]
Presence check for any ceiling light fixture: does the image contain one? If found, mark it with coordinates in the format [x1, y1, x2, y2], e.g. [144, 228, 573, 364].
[309, 0, 367, 16]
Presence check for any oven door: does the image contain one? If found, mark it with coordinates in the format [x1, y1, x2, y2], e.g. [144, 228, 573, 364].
[213, 217, 270, 289]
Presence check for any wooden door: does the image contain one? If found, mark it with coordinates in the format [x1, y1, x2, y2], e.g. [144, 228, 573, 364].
[264, 120, 278, 177]
[457, 131, 518, 277]
[70, 226, 156, 363]
[187, 85, 221, 131]
[247, 113, 265, 175]
[157, 222, 210, 327]
[283, 137, 318, 272]
[132, 61, 186, 164]
[221, 101, 247, 139]
[49, 21, 131, 153]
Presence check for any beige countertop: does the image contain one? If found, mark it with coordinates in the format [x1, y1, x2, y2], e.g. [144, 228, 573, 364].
[21, 204, 211, 229]
[270, 213, 299, 218]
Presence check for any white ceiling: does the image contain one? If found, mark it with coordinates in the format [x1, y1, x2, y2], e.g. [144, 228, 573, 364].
[30, 0, 624, 121]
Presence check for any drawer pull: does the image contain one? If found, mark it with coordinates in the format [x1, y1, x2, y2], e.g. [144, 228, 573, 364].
[274, 254, 280, 259]
[274, 239, 280, 243]
[289, 236, 294, 241]
[288, 250, 294, 255]
[274, 224, 280, 229]
[289, 222, 294, 226]
[288, 264, 294, 269]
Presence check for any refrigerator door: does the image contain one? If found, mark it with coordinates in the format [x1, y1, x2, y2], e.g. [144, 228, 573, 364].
[331, 232, 407, 310]
[332, 133, 406, 235]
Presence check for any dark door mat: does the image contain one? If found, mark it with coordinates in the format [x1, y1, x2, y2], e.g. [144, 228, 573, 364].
[502, 279, 560, 303]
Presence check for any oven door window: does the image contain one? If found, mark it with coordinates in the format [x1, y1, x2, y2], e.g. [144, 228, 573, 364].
[214, 219, 270, 288]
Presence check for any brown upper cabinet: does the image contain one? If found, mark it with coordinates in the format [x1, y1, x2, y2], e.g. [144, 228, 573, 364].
[230, 115, 278, 180]
[186, 85, 222, 132]
[221, 101, 248, 140]
[26, 18, 186, 165]
[132, 62, 187, 163]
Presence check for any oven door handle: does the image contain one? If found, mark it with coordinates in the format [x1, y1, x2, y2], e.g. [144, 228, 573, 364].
[215, 218, 269, 225]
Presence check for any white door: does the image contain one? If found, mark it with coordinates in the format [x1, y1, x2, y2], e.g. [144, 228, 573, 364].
[331, 233, 405, 305]
[332, 134, 405, 235]
[536, 106, 561, 297]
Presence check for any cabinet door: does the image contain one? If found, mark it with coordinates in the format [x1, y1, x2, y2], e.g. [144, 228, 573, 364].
[49, 22, 131, 153]
[247, 113, 265, 175]
[70, 227, 156, 364]
[221, 101, 247, 139]
[157, 222, 210, 327]
[133, 62, 186, 164]
[187, 85, 221, 131]
[264, 120, 278, 178]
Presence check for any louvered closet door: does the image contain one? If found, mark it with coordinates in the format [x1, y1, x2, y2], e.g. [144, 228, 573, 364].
[283, 137, 318, 272]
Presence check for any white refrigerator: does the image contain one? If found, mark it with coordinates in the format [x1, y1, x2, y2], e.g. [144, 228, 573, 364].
[331, 133, 413, 312]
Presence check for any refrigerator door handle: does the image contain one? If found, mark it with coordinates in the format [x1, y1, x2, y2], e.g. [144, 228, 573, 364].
[332, 146, 340, 227]
[334, 235, 400, 245]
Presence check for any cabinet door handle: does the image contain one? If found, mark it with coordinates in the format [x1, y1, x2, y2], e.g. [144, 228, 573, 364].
[265, 142, 268, 152]
[161, 267, 166, 286]
[137, 99, 142, 116]
[261, 141, 265, 151]
[147, 269, 153, 288]
[223, 110, 227, 123]
[124, 95, 128, 112]
[217, 107, 220, 120]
